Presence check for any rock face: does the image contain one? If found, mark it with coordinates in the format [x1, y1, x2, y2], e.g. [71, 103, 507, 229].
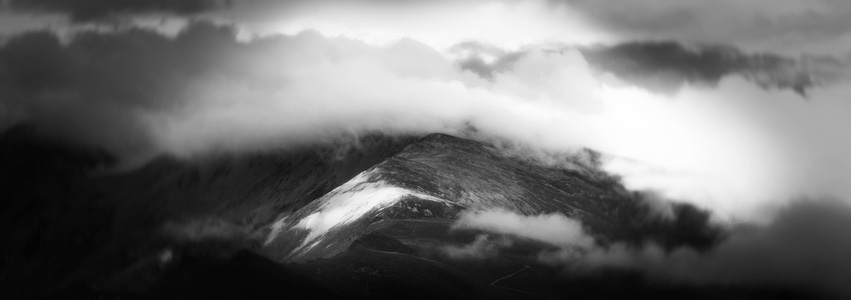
[264, 133, 720, 262]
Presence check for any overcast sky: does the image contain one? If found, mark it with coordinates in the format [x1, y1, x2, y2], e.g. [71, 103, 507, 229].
[2, 0, 851, 223]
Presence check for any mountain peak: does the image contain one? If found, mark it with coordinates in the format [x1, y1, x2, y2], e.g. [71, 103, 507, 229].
[264, 133, 721, 262]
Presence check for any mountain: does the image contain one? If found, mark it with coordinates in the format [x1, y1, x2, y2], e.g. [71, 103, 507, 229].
[264, 133, 720, 262]
[0, 126, 825, 299]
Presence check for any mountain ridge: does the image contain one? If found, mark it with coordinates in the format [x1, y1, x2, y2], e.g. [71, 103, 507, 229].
[264, 132, 721, 262]
[0, 127, 725, 298]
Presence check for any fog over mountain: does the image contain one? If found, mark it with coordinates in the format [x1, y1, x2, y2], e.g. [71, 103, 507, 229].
[2, 0, 851, 299]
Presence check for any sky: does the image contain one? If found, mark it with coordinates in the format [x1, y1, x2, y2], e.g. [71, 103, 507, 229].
[2, 0, 851, 224]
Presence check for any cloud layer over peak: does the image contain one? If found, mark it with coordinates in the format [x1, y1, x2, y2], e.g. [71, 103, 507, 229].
[2, 20, 851, 223]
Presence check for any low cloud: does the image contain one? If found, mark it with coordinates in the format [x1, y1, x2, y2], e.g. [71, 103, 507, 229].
[451, 208, 595, 249]
[451, 203, 851, 295]
[580, 201, 851, 295]
[442, 234, 514, 260]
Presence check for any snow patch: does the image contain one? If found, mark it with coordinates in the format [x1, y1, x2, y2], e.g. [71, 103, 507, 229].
[292, 169, 447, 247]
[264, 216, 288, 245]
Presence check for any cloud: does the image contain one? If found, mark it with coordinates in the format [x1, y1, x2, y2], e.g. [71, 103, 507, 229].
[194, 0, 851, 57]
[0, 22, 242, 162]
[571, 201, 851, 295]
[560, 0, 851, 56]
[447, 41, 527, 79]
[451, 40, 828, 96]
[580, 41, 816, 95]
[442, 234, 514, 259]
[7, 0, 227, 22]
[452, 208, 596, 249]
[216, 0, 614, 50]
[3, 21, 851, 222]
[451, 204, 851, 295]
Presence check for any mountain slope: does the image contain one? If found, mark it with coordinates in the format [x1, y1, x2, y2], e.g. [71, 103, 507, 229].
[264, 133, 720, 262]
[0, 126, 417, 296]
[1, 128, 726, 298]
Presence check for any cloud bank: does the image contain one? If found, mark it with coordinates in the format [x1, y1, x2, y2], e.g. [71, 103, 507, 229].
[2, 21, 851, 222]
[443, 234, 514, 260]
[451, 208, 595, 249]
[449, 205, 851, 295]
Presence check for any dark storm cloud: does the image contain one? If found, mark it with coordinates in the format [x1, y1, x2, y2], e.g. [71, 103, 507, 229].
[7, 0, 227, 22]
[579, 41, 815, 95]
[558, 0, 851, 56]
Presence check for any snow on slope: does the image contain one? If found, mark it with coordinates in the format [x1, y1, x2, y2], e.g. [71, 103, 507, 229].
[267, 168, 450, 252]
